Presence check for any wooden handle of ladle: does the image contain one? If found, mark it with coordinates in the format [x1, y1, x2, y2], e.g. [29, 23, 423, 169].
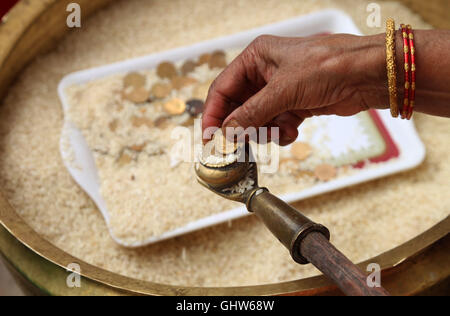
[248, 190, 390, 296]
[301, 232, 390, 296]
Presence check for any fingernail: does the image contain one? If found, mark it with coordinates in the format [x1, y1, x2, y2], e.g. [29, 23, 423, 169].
[223, 119, 240, 129]
[223, 119, 244, 142]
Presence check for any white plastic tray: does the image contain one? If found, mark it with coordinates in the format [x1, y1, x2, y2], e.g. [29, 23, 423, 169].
[58, 10, 425, 247]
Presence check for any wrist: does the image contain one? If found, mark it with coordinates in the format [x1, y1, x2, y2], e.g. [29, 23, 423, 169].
[353, 33, 389, 110]
[348, 32, 404, 111]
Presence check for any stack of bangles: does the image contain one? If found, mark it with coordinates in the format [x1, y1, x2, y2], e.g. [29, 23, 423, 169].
[385, 18, 416, 120]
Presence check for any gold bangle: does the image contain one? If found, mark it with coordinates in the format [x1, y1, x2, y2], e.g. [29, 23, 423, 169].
[386, 18, 399, 118]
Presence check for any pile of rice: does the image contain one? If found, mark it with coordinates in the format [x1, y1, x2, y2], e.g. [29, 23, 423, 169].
[0, 0, 447, 287]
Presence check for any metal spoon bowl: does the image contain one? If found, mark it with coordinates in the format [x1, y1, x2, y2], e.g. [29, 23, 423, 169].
[195, 145, 259, 203]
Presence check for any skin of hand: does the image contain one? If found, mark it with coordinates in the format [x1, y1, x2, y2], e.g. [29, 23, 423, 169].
[202, 31, 450, 146]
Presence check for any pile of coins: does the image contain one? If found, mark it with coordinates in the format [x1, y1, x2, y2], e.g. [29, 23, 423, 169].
[122, 73, 150, 103]
[213, 130, 238, 155]
[281, 141, 337, 182]
[200, 129, 240, 167]
[120, 50, 229, 130]
[117, 51, 339, 180]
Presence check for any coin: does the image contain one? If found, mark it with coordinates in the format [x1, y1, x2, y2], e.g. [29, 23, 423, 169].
[151, 82, 172, 99]
[193, 80, 213, 100]
[214, 130, 237, 155]
[197, 53, 211, 65]
[208, 53, 227, 69]
[157, 61, 177, 79]
[181, 60, 197, 75]
[164, 98, 186, 115]
[201, 140, 217, 162]
[212, 50, 226, 58]
[123, 86, 150, 103]
[171, 76, 198, 90]
[131, 115, 154, 128]
[291, 142, 312, 160]
[314, 164, 337, 181]
[279, 158, 299, 173]
[123, 72, 146, 88]
[186, 99, 204, 116]
[154, 116, 170, 129]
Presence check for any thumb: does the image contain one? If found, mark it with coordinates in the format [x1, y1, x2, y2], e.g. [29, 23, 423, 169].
[222, 81, 286, 132]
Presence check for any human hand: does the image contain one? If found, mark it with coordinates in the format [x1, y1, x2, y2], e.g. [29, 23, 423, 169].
[202, 33, 389, 145]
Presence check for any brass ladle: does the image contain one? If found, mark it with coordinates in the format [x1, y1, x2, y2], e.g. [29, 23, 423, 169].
[196, 145, 390, 296]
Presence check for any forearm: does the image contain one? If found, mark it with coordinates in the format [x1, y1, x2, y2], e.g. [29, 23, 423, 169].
[359, 30, 450, 117]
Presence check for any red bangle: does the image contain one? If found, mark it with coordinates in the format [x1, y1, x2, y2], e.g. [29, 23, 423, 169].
[400, 24, 410, 119]
[407, 25, 416, 120]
